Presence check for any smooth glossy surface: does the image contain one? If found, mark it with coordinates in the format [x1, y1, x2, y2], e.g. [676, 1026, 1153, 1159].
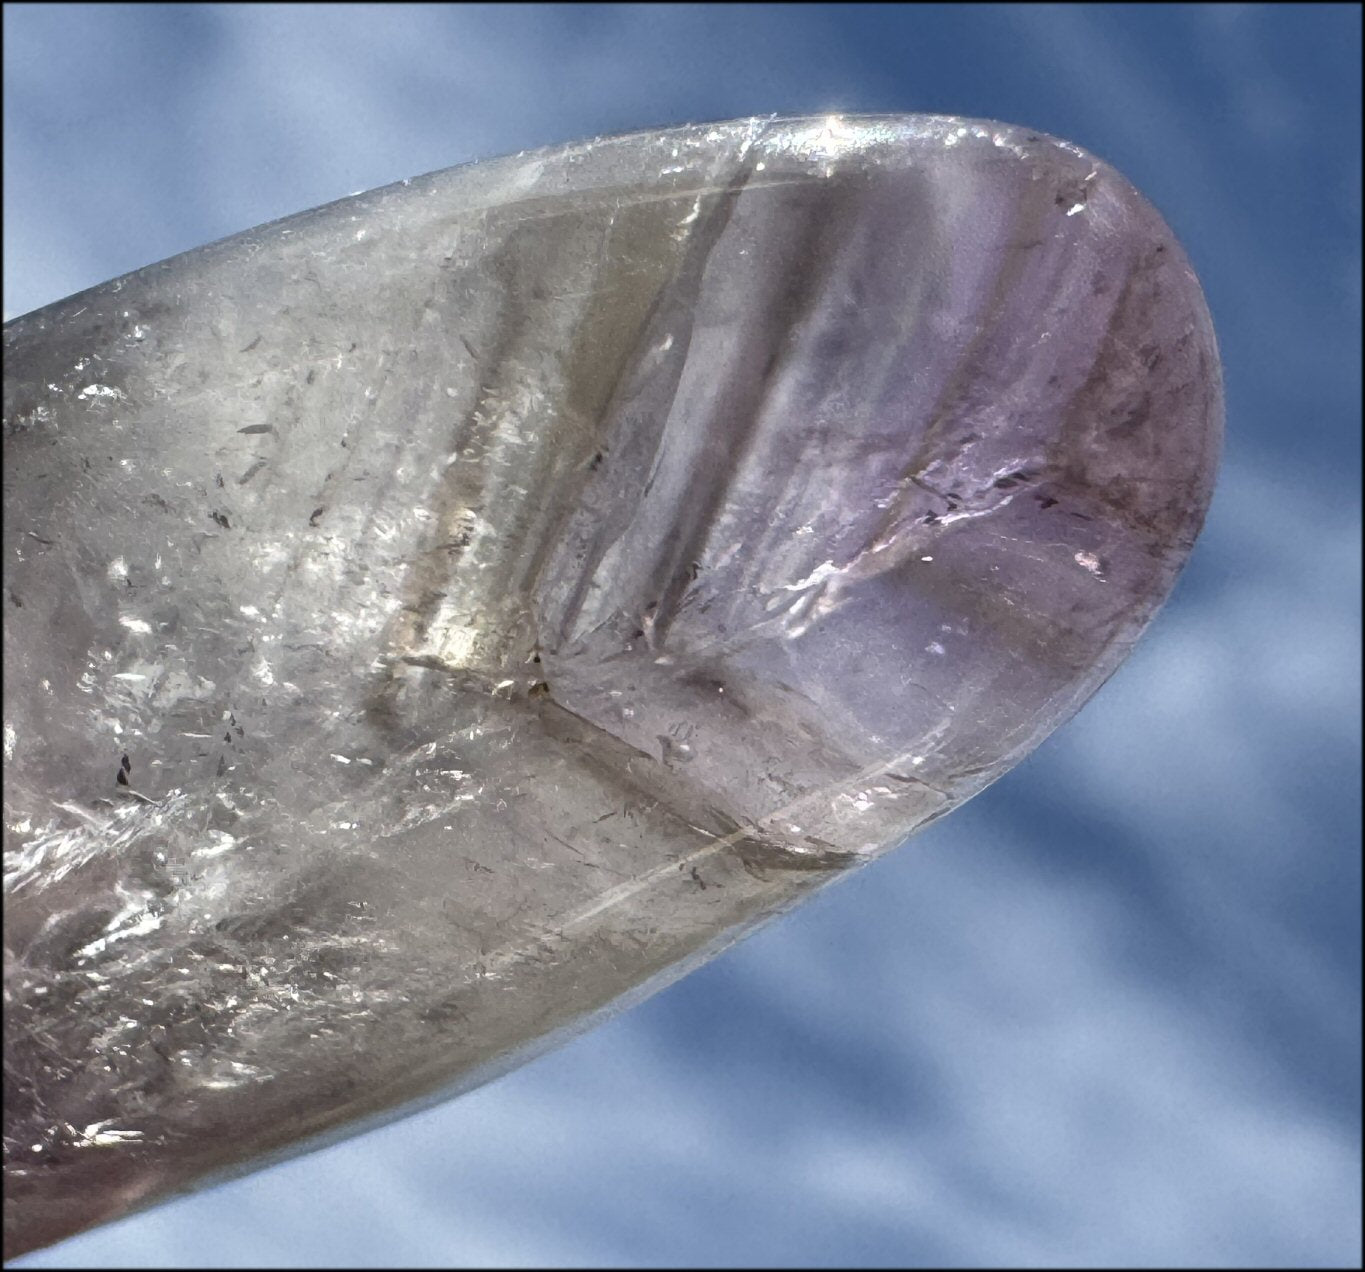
[2, 114, 1220, 1256]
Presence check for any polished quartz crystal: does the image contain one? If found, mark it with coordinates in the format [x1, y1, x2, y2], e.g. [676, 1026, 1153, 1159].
[2, 115, 1221, 1256]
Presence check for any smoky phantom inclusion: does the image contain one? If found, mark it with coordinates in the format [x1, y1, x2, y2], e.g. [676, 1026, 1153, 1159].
[2, 115, 1221, 1255]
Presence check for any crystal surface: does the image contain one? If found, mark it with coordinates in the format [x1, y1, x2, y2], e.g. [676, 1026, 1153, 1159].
[2, 114, 1221, 1255]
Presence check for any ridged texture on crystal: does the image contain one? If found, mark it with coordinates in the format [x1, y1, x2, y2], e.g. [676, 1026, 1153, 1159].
[2, 115, 1220, 1256]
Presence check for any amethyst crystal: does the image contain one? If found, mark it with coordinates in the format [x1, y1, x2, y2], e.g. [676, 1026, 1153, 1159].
[2, 115, 1221, 1256]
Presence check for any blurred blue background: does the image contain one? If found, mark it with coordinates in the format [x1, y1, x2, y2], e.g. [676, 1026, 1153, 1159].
[4, 3, 1360, 1267]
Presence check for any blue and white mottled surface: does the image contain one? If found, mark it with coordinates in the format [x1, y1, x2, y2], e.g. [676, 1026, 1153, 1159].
[4, 4, 1360, 1267]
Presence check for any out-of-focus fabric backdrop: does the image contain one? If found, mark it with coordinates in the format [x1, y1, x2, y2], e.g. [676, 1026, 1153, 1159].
[3, 3, 1360, 1267]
